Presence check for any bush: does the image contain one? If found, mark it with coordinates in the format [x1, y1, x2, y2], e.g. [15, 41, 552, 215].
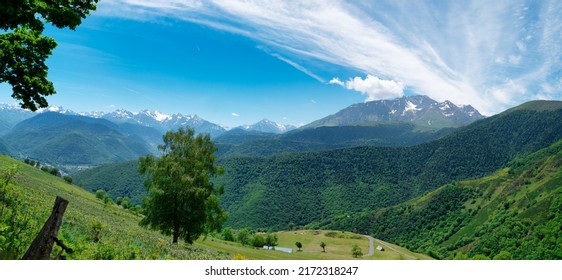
[95, 189, 106, 200]
[221, 227, 234, 242]
[493, 251, 512, 260]
[91, 220, 104, 242]
[295, 241, 303, 251]
[251, 235, 266, 248]
[63, 175, 72, 184]
[351, 244, 363, 258]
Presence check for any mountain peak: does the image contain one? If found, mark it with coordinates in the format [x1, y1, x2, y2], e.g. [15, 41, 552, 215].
[238, 119, 296, 134]
[304, 95, 484, 129]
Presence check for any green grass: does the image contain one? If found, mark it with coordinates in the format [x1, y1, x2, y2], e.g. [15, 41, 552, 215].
[199, 230, 431, 260]
[0, 154, 230, 260]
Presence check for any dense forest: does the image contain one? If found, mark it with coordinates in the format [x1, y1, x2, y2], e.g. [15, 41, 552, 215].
[325, 139, 562, 259]
[74, 102, 562, 233]
[215, 123, 455, 157]
[216, 102, 562, 229]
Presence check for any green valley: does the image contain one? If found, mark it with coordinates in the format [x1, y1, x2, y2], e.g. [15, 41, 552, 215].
[325, 138, 562, 259]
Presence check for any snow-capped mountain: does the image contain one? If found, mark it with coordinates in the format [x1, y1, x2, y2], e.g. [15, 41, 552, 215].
[238, 119, 297, 134]
[98, 109, 227, 137]
[304, 95, 484, 129]
[0, 104, 36, 135]
[0, 104, 227, 137]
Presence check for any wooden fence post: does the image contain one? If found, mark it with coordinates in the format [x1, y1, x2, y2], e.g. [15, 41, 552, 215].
[22, 196, 69, 260]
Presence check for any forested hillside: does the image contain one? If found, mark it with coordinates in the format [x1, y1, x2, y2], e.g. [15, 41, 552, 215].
[75, 101, 562, 232]
[216, 123, 454, 157]
[2, 112, 154, 169]
[73, 160, 146, 205]
[325, 139, 562, 259]
[216, 101, 562, 229]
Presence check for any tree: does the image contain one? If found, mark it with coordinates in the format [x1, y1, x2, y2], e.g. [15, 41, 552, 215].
[139, 127, 226, 244]
[320, 241, 327, 253]
[221, 227, 235, 242]
[95, 189, 106, 200]
[0, 1, 98, 110]
[295, 241, 303, 251]
[265, 231, 278, 247]
[251, 234, 266, 248]
[62, 175, 72, 184]
[237, 228, 251, 246]
[351, 244, 363, 258]
[493, 251, 512, 260]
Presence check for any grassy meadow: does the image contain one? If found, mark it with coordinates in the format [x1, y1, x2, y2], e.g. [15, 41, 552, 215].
[0, 154, 229, 260]
[200, 230, 431, 260]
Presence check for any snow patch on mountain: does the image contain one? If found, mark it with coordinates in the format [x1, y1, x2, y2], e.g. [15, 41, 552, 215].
[238, 119, 296, 134]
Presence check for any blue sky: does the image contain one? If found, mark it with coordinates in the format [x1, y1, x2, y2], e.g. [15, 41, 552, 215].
[1, 0, 561, 128]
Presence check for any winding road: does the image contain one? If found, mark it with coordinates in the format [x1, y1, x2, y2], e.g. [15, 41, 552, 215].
[362, 235, 419, 259]
[363, 235, 375, 257]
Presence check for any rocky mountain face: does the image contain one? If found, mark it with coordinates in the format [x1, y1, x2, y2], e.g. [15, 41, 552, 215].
[304, 95, 484, 130]
[99, 109, 226, 137]
[237, 119, 296, 134]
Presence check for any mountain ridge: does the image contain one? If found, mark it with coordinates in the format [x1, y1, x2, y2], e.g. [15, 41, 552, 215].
[303, 95, 484, 130]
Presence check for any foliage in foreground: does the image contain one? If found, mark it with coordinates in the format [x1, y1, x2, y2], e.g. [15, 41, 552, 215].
[0, 154, 230, 260]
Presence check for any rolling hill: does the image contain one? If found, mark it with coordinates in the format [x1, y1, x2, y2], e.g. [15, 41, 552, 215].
[213, 100, 562, 230]
[324, 138, 562, 260]
[2, 112, 154, 169]
[215, 123, 455, 157]
[0, 154, 230, 260]
[72, 100, 562, 233]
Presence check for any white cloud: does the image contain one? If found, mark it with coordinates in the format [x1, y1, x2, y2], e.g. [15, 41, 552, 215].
[99, 0, 562, 115]
[231, 113, 240, 117]
[330, 75, 404, 101]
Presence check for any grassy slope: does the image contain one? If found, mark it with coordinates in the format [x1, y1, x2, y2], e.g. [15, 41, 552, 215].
[0, 154, 229, 260]
[332, 139, 562, 259]
[2, 155, 423, 260]
[200, 230, 431, 260]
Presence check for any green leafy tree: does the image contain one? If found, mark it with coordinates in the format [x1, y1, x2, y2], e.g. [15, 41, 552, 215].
[139, 127, 226, 244]
[295, 241, 303, 251]
[320, 241, 327, 252]
[221, 227, 235, 242]
[265, 231, 278, 247]
[493, 251, 512, 260]
[352, 244, 363, 258]
[62, 175, 72, 184]
[95, 189, 106, 200]
[471, 254, 491, 260]
[251, 234, 266, 248]
[237, 228, 251, 246]
[0, 1, 98, 110]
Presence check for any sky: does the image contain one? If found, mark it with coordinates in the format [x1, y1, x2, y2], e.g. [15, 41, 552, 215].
[1, 0, 561, 128]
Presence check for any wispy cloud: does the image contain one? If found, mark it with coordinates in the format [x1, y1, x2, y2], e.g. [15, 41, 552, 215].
[231, 112, 240, 117]
[98, 0, 562, 115]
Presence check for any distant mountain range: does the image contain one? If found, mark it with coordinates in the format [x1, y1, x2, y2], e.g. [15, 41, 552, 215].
[239, 119, 297, 134]
[2, 112, 157, 168]
[72, 100, 562, 235]
[0, 95, 482, 137]
[304, 95, 484, 130]
[0, 104, 296, 136]
[0, 95, 485, 168]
